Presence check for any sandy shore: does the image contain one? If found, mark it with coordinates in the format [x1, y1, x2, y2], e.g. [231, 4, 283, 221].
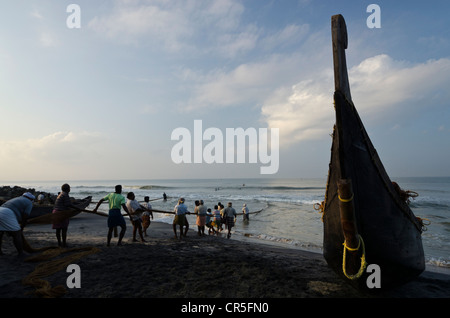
[0, 212, 449, 304]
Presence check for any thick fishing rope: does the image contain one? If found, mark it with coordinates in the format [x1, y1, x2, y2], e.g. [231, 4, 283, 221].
[314, 125, 334, 222]
[20, 200, 264, 297]
[416, 217, 431, 232]
[21, 234, 100, 298]
[392, 182, 430, 231]
[342, 234, 367, 280]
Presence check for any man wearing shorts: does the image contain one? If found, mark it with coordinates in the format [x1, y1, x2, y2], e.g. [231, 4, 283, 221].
[93, 185, 131, 246]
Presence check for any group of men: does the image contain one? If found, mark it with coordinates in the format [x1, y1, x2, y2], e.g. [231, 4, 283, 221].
[173, 199, 245, 239]
[0, 184, 250, 255]
[93, 185, 154, 246]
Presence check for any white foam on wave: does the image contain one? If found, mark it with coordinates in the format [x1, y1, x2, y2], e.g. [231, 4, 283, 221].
[426, 257, 450, 268]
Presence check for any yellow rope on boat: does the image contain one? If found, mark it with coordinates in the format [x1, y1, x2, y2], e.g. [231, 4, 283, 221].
[314, 201, 325, 221]
[342, 234, 367, 280]
[338, 194, 354, 203]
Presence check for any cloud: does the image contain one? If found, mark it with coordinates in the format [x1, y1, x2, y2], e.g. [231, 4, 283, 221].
[260, 24, 310, 51]
[184, 60, 283, 110]
[177, 26, 328, 112]
[0, 131, 107, 179]
[38, 32, 57, 47]
[88, 0, 246, 53]
[182, 47, 324, 112]
[261, 72, 333, 145]
[350, 55, 450, 116]
[29, 7, 57, 47]
[86, 0, 317, 116]
[89, 1, 191, 50]
[87, 0, 310, 59]
[261, 55, 450, 147]
[30, 8, 43, 20]
[214, 24, 260, 58]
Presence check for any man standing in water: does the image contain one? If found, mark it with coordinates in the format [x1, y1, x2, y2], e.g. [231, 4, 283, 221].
[93, 185, 131, 246]
[242, 203, 249, 222]
[223, 202, 237, 239]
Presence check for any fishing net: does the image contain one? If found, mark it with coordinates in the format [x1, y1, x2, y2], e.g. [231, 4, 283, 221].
[21, 233, 100, 298]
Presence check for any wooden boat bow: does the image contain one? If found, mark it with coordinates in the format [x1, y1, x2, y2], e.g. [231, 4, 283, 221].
[332, 14, 351, 101]
[322, 14, 425, 290]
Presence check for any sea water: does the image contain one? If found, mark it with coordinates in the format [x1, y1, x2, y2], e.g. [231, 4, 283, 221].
[6, 177, 449, 268]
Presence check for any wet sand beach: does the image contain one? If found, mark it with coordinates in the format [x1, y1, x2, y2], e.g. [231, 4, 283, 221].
[0, 212, 449, 303]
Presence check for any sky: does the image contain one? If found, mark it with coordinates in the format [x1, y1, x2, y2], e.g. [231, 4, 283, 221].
[0, 0, 449, 181]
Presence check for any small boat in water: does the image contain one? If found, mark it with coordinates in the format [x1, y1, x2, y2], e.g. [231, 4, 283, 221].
[320, 15, 425, 290]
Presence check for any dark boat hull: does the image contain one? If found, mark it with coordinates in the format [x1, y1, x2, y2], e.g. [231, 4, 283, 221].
[29, 196, 92, 223]
[323, 92, 425, 290]
[322, 15, 425, 291]
[30, 205, 55, 218]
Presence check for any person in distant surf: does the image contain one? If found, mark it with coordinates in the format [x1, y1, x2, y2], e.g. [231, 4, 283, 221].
[93, 185, 131, 246]
[219, 203, 226, 230]
[126, 192, 147, 243]
[210, 205, 222, 233]
[52, 183, 80, 247]
[173, 198, 189, 239]
[142, 196, 153, 237]
[242, 203, 249, 222]
[194, 200, 200, 235]
[205, 208, 214, 234]
[195, 200, 207, 236]
[0, 192, 35, 256]
[223, 202, 237, 239]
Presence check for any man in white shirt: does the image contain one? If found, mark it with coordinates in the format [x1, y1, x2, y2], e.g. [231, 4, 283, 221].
[0, 192, 35, 256]
[126, 192, 147, 242]
[173, 198, 190, 239]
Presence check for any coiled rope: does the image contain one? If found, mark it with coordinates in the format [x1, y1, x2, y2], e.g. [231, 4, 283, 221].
[21, 235, 100, 298]
[342, 234, 367, 280]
